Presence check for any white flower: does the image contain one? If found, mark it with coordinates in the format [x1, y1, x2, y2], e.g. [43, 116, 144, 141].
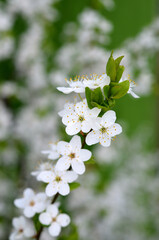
[57, 77, 85, 94]
[58, 102, 74, 117]
[39, 204, 70, 237]
[57, 73, 110, 94]
[41, 142, 60, 160]
[83, 73, 110, 89]
[10, 216, 36, 240]
[56, 135, 92, 175]
[61, 99, 101, 135]
[86, 110, 122, 147]
[120, 78, 139, 98]
[31, 162, 54, 180]
[38, 169, 78, 197]
[14, 188, 48, 218]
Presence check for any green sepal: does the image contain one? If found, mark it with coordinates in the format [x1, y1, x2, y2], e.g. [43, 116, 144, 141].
[85, 87, 93, 109]
[115, 55, 124, 69]
[106, 51, 116, 82]
[107, 99, 116, 107]
[103, 85, 110, 99]
[110, 80, 130, 99]
[85, 156, 96, 165]
[69, 182, 80, 191]
[116, 65, 125, 82]
[92, 102, 109, 113]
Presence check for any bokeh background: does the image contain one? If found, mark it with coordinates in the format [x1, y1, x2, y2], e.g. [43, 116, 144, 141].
[0, 0, 158, 239]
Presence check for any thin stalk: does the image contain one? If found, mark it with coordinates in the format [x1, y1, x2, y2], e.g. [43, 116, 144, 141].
[78, 93, 83, 101]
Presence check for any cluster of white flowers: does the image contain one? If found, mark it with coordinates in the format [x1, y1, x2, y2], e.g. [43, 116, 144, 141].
[10, 59, 139, 239]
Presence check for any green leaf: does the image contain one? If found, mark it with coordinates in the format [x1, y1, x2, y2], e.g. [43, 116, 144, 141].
[85, 87, 105, 110]
[69, 182, 80, 191]
[91, 87, 104, 104]
[115, 56, 124, 69]
[106, 52, 116, 82]
[85, 87, 93, 109]
[103, 85, 110, 99]
[110, 80, 130, 99]
[116, 65, 125, 82]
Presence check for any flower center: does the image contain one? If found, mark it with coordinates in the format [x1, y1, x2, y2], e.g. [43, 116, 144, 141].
[29, 200, 35, 206]
[69, 153, 75, 159]
[19, 228, 23, 233]
[78, 116, 84, 122]
[100, 127, 107, 134]
[52, 217, 56, 222]
[55, 176, 62, 182]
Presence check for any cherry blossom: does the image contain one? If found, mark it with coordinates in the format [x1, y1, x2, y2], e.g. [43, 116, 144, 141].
[14, 188, 48, 218]
[57, 73, 110, 94]
[83, 73, 110, 89]
[56, 135, 92, 175]
[39, 204, 70, 237]
[61, 99, 101, 135]
[10, 216, 36, 240]
[38, 169, 78, 197]
[86, 110, 122, 147]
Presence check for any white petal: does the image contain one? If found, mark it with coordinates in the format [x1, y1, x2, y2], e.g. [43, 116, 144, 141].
[86, 130, 100, 146]
[57, 214, 70, 227]
[100, 134, 111, 147]
[102, 110, 116, 127]
[62, 171, 78, 183]
[88, 107, 101, 117]
[107, 123, 122, 137]
[47, 204, 59, 218]
[35, 192, 47, 202]
[69, 135, 81, 149]
[75, 101, 87, 115]
[34, 202, 46, 213]
[79, 149, 92, 162]
[14, 199, 25, 209]
[12, 217, 24, 229]
[129, 89, 140, 98]
[39, 212, 52, 225]
[24, 206, 35, 218]
[66, 122, 81, 135]
[24, 188, 35, 199]
[56, 156, 71, 171]
[38, 171, 55, 183]
[57, 141, 71, 155]
[46, 182, 58, 197]
[62, 111, 76, 125]
[72, 159, 85, 175]
[57, 87, 73, 94]
[81, 120, 92, 133]
[24, 224, 35, 237]
[49, 222, 61, 237]
[58, 182, 70, 196]
[91, 117, 102, 130]
[74, 87, 85, 93]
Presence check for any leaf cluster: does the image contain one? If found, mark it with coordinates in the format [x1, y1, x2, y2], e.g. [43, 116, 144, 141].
[85, 52, 130, 115]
